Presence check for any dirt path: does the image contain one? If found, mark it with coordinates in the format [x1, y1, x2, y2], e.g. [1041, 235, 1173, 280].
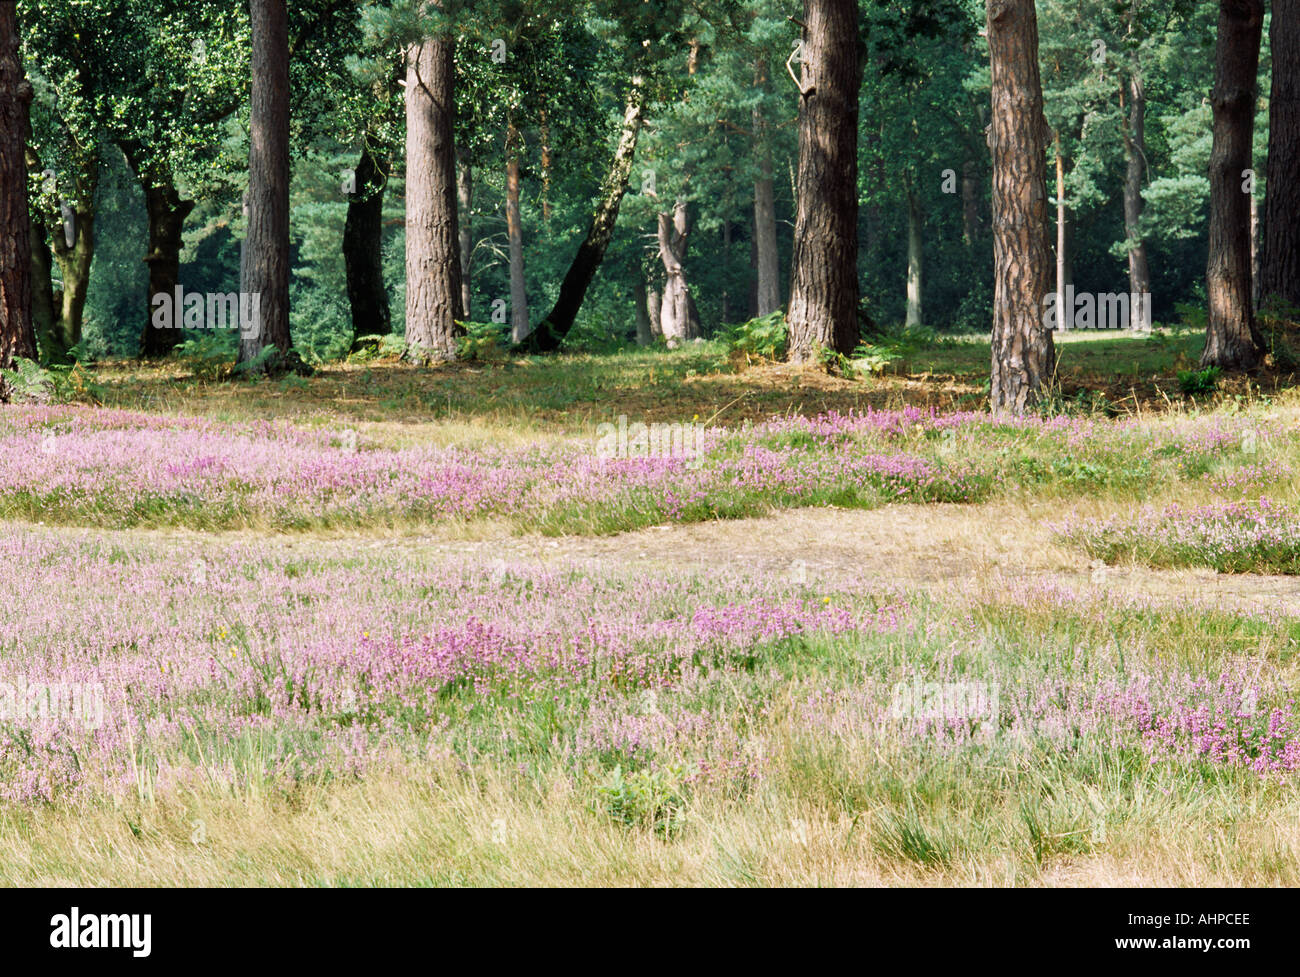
[418, 503, 1300, 615]
[20, 501, 1300, 616]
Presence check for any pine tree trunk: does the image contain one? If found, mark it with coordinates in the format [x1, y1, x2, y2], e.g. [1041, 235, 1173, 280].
[1054, 133, 1068, 330]
[343, 143, 391, 346]
[905, 181, 923, 327]
[1123, 54, 1152, 330]
[647, 280, 662, 340]
[119, 142, 194, 359]
[506, 117, 529, 343]
[962, 157, 980, 246]
[1251, 192, 1261, 309]
[987, 0, 1055, 413]
[658, 199, 700, 346]
[404, 20, 463, 362]
[457, 142, 473, 318]
[240, 0, 292, 368]
[752, 59, 781, 318]
[0, 0, 36, 382]
[754, 145, 781, 317]
[1202, 0, 1265, 369]
[524, 77, 645, 352]
[786, 0, 862, 363]
[1261, 0, 1300, 308]
[634, 278, 652, 346]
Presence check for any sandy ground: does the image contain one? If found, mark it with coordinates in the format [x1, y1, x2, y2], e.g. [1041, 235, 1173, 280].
[20, 500, 1300, 616]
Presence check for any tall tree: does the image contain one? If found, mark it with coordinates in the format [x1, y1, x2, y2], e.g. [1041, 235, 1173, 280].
[404, 4, 463, 362]
[751, 54, 782, 317]
[456, 141, 473, 319]
[46, 152, 97, 351]
[987, 0, 1055, 413]
[520, 76, 645, 352]
[343, 140, 392, 345]
[1, 0, 37, 387]
[1202, 0, 1265, 368]
[904, 175, 923, 327]
[1122, 3, 1152, 330]
[657, 198, 700, 343]
[1261, 0, 1300, 309]
[121, 144, 194, 359]
[785, 0, 862, 363]
[505, 113, 529, 342]
[240, 0, 294, 368]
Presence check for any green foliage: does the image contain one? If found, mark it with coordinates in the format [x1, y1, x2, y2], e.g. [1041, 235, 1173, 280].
[852, 323, 938, 374]
[349, 334, 408, 363]
[455, 321, 512, 361]
[1177, 367, 1221, 397]
[724, 311, 787, 361]
[175, 333, 238, 381]
[593, 763, 688, 840]
[6, 353, 103, 404]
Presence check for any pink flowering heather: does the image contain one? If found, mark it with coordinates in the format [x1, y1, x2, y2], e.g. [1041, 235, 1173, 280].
[1056, 497, 1300, 574]
[4, 405, 1284, 533]
[0, 528, 905, 803]
[794, 667, 1300, 777]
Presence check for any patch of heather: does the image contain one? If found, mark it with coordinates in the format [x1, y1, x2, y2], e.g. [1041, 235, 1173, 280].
[2, 405, 1290, 533]
[1055, 498, 1300, 574]
[1206, 459, 1294, 497]
[794, 666, 1300, 777]
[0, 529, 903, 803]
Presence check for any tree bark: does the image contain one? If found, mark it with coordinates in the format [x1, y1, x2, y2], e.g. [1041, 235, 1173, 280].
[26, 149, 56, 357]
[786, 0, 862, 363]
[506, 116, 529, 343]
[657, 198, 700, 345]
[754, 141, 781, 317]
[120, 142, 194, 359]
[905, 180, 923, 327]
[0, 0, 37, 382]
[634, 278, 652, 346]
[49, 151, 98, 352]
[240, 0, 293, 368]
[986, 0, 1056, 413]
[343, 142, 391, 345]
[1261, 0, 1300, 309]
[1251, 191, 1261, 309]
[962, 157, 981, 246]
[522, 77, 646, 353]
[1122, 51, 1152, 330]
[647, 278, 662, 340]
[404, 20, 463, 361]
[457, 142, 473, 318]
[1202, 0, 1266, 369]
[1054, 131, 1069, 330]
[753, 59, 781, 317]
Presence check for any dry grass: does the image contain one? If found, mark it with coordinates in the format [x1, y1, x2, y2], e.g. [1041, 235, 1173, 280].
[5, 743, 1297, 887]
